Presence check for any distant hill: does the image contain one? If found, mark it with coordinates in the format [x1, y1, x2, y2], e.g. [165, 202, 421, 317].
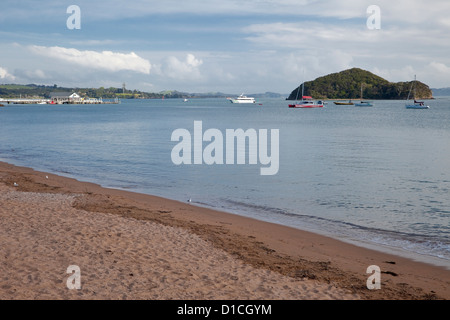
[250, 92, 285, 98]
[287, 68, 433, 100]
[0, 84, 169, 99]
[0, 84, 224, 99]
[432, 88, 450, 96]
[0, 84, 284, 100]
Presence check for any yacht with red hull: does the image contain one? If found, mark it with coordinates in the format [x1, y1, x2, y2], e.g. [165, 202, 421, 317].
[288, 80, 324, 108]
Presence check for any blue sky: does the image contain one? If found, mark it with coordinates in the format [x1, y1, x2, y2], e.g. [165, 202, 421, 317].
[1, 0, 450, 93]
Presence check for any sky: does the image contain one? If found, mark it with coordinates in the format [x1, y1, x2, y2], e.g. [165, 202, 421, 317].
[1, 0, 450, 94]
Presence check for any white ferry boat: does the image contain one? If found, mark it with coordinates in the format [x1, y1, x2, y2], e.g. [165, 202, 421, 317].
[229, 94, 256, 104]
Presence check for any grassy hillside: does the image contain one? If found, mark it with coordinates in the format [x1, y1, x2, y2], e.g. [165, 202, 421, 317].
[0, 84, 184, 99]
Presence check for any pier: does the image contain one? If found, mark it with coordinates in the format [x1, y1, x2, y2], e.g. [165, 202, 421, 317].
[0, 97, 120, 105]
[0, 98, 50, 105]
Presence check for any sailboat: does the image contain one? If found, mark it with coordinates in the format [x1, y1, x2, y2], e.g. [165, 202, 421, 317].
[405, 75, 430, 109]
[355, 84, 373, 107]
[288, 82, 324, 108]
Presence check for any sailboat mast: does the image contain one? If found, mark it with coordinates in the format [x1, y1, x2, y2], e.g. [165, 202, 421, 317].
[407, 75, 416, 101]
[300, 69, 305, 100]
[294, 84, 300, 101]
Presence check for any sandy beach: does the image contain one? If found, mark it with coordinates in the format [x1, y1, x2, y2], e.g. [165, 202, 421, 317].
[0, 161, 449, 300]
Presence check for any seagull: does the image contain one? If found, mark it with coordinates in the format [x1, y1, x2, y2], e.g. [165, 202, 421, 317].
[46, 176, 49, 179]
[187, 198, 192, 203]
[13, 182, 19, 187]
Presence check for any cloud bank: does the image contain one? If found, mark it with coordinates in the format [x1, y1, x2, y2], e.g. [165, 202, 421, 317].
[30, 46, 151, 74]
[162, 54, 203, 80]
[2, 1, 450, 91]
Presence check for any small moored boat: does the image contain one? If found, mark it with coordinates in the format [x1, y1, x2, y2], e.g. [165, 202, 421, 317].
[406, 100, 430, 109]
[334, 100, 354, 105]
[289, 96, 324, 108]
[405, 75, 430, 109]
[288, 82, 324, 108]
[355, 101, 373, 107]
[355, 84, 373, 107]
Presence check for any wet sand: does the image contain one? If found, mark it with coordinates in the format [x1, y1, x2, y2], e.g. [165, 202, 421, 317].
[0, 161, 448, 300]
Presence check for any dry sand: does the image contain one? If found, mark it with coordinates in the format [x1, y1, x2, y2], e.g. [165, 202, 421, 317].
[0, 161, 449, 300]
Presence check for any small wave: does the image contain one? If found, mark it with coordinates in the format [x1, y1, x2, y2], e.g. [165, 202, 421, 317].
[218, 199, 450, 265]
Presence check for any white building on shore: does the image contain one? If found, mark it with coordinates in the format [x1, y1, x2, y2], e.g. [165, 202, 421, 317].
[50, 92, 82, 104]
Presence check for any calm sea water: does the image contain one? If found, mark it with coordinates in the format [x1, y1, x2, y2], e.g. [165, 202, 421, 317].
[1, 97, 449, 268]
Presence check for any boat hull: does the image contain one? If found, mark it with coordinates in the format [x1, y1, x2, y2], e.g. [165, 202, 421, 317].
[229, 94, 256, 104]
[230, 100, 255, 104]
[334, 102, 354, 105]
[406, 104, 430, 109]
[355, 102, 373, 107]
[289, 104, 324, 108]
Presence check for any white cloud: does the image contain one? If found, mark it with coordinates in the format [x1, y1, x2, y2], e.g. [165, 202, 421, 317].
[29, 46, 151, 74]
[429, 62, 450, 74]
[0, 67, 15, 81]
[3, 1, 450, 91]
[243, 22, 389, 49]
[162, 53, 203, 80]
[425, 62, 450, 87]
[242, 20, 450, 79]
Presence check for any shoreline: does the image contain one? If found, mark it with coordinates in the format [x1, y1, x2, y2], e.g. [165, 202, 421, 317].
[1, 160, 449, 300]
[176, 197, 450, 271]
[11, 159, 449, 271]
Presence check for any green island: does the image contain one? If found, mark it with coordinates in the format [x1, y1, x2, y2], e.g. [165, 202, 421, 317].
[287, 68, 433, 100]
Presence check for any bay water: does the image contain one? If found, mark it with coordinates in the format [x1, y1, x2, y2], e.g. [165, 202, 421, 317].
[1, 97, 449, 268]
